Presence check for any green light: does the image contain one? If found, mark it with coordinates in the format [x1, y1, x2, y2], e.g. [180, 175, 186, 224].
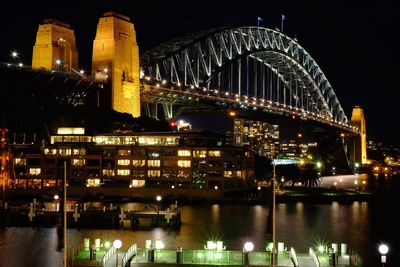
[197, 252, 203, 259]
[104, 241, 111, 248]
[318, 245, 325, 253]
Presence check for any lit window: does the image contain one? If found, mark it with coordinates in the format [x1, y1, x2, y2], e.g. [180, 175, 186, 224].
[87, 179, 101, 187]
[103, 169, 115, 176]
[193, 150, 206, 158]
[235, 171, 242, 178]
[147, 170, 160, 177]
[29, 168, 41, 175]
[59, 148, 71, 156]
[72, 159, 85, 166]
[130, 180, 145, 188]
[118, 149, 131, 156]
[117, 159, 130, 166]
[208, 150, 222, 157]
[178, 160, 191, 168]
[44, 148, 57, 155]
[178, 150, 191, 157]
[117, 169, 130, 176]
[224, 171, 233, 178]
[15, 158, 26, 166]
[132, 160, 146, 167]
[147, 160, 160, 167]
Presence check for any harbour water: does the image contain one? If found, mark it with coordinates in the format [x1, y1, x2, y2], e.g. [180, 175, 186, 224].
[0, 197, 398, 267]
[1, 174, 399, 267]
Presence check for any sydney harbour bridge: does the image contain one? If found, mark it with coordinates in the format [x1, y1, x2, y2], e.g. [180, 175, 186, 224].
[0, 12, 365, 167]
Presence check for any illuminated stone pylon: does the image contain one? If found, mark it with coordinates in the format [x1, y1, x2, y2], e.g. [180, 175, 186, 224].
[350, 106, 367, 164]
[92, 12, 140, 117]
[32, 19, 78, 71]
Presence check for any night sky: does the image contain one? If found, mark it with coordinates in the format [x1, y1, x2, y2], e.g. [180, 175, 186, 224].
[0, 0, 398, 146]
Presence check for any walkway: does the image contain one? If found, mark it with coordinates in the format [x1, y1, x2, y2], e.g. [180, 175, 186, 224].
[297, 255, 317, 267]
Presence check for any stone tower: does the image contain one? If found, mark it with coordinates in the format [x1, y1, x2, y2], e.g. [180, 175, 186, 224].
[92, 12, 140, 117]
[350, 106, 367, 164]
[32, 19, 78, 71]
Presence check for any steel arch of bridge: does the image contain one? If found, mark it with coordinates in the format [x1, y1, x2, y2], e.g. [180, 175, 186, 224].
[141, 26, 348, 124]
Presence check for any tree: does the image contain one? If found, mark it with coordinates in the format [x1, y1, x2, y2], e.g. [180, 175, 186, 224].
[299, 163, 320, 187]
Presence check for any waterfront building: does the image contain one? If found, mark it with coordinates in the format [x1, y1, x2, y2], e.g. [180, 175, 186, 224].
[9, 128, 254, 199]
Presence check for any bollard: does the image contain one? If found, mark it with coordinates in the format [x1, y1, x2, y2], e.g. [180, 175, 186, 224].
[90, 244, 96, 260]
[278, 242, 285, 252]
[83, 203, 87, 211]
[148, 244, 155, 262]
[28, 203, 35, 222]
[328, 247, 336, 266]
[176, 246, 183, 264]
[95, 238, 101, 248]
[4, 202, 7, 210]
[242, 250, 249, 265]
[110, 203, 113, 210]
[73, 205, 80, 223]
[84, 238, 90, 251]
[341, 243, 347, 255]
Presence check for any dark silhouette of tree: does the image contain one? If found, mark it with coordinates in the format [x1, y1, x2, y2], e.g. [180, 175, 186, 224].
[254, 156, 272, 180]
[299, 163, 320, 187]
[276, 164, 300, 186]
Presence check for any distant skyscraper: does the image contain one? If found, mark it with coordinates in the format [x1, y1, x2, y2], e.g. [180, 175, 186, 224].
[233, 118, 279, 158]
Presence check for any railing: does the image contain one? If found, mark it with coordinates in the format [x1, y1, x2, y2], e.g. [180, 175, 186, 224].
[102, 246, 116, 266]
[290, 247, 299, 267]
[309, 248, 320, 267]
[121, 243, 137, 267]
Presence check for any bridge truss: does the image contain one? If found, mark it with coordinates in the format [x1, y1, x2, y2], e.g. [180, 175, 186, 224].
[141, 26, 352, 130]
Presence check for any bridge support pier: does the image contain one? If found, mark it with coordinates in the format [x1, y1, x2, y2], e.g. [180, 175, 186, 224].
[144, 103, 159, 120]
[162, 102, 173, 120]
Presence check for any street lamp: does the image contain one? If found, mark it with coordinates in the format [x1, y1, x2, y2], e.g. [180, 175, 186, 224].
[271, 162, 276, 267]
[113, 239, 122, 267]
[378, 244, 389, 267]
[243, 242, 254, 265]
[156, 195, 162, 216]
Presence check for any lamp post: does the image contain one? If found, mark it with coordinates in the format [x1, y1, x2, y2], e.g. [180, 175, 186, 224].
[243, 242, 254, 265]
[156, 195, 162, 215]
[271, 163, 276, 267]
[113, 239, 122, 267]
[63, 161, 67, 267]
[378, 244, 389, 267]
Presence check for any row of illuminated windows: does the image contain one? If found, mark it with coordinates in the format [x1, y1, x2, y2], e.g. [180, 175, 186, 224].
[26, 167, 241, 179]
[27, 148, 227, 158]
[92, 136, 179, 146]
[43, 148, 86, 156]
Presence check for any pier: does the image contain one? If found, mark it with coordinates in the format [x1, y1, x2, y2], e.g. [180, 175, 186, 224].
[0, 201, 181, 229]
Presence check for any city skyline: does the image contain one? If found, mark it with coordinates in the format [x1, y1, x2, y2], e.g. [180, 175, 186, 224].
[0, 0, 398, 145]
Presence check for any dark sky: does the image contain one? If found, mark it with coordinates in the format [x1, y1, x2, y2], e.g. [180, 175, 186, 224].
[1, 0, 398, 146]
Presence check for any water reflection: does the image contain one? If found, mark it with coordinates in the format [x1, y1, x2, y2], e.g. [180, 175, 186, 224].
[0, 201, 392, 267]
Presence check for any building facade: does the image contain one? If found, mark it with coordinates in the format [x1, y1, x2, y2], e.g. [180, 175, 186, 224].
[9, 129, 254, 199]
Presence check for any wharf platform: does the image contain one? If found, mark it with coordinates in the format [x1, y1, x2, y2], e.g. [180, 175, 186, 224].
[71, 240, 362, 267]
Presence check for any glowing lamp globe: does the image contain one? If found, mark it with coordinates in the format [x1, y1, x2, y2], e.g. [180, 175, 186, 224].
[244, 242, 254, 252]
[113, 239, 122, 249]
[378, 244, 389, 255]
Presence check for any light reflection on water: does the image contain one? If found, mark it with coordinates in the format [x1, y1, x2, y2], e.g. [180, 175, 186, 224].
[0, 201, 392, 267]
